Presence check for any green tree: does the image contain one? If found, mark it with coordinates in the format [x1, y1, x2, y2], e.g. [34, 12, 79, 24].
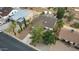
[57, 19, 64, 29]
[64, 7, 67, 10]
[31, 25, 44, 46]
[56, 8, 65, 19]
[53, 19, 64, 36]
[17, 22, 23, 31]
[43, 30, 57, 45]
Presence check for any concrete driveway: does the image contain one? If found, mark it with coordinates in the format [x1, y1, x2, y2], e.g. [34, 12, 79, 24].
[0, 22, 11, 31]
[21, 34, 32, 44]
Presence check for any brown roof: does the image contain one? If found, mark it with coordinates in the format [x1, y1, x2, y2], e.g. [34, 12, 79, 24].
[59, 25, 79, 44]
[0, 7, 13, 16]
[32, 14, 57, 28]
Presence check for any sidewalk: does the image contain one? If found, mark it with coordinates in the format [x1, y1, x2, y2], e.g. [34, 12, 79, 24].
[21, 34, 32, 44]
[0, 22, 11, 31]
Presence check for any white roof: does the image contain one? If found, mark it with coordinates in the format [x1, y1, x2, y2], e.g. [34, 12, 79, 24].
[8, 10, 18, 16]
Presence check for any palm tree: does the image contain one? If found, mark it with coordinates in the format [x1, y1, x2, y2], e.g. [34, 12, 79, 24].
[56, 8, 65, 19]
[57, 20, 64, 28]
[54, 19, 64, 36]
[11, 20, 16, 35]
[23, 17, 27, 27]
[67, 14, 74, 22]
[17, 22, 23, 31]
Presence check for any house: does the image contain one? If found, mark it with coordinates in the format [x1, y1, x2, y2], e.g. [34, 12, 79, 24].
[9, 9, 33, 22]
[0, 7, 13, 24]
[0, 32, 37, 51]
[9, 9, 33, 31]
[0, 7, 13, 17]
[59, 25, 79, 44]
[32, 14, 57, 30]
[68, 7, 79, 20]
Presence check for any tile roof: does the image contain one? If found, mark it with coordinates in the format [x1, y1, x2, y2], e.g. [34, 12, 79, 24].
[32, 14, 57, 28]
[59, 25, 79, 44]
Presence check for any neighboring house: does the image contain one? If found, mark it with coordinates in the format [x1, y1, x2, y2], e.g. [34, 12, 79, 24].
[0, 7, 13, 17]
[9, 9, 33, 31]
[59, 25, 79, 44]
[0, 32, 37, 51]
[68, 7, 79, 20]
[0, 7, 13, 24]
[9, 9, 33, 22]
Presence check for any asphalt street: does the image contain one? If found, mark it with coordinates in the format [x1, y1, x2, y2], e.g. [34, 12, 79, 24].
[0, 32, 37, 51]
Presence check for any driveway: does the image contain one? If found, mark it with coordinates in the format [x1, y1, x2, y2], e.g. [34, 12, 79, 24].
[21, 34, 32, 44]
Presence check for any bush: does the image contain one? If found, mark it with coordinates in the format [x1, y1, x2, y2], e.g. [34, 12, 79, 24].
[43, 30, 57, 45]
[71, 23, 79, 28]
[67, 15, 74, 22]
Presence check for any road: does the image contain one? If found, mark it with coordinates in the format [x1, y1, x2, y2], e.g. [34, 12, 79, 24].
[0, 32, 37, 51]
